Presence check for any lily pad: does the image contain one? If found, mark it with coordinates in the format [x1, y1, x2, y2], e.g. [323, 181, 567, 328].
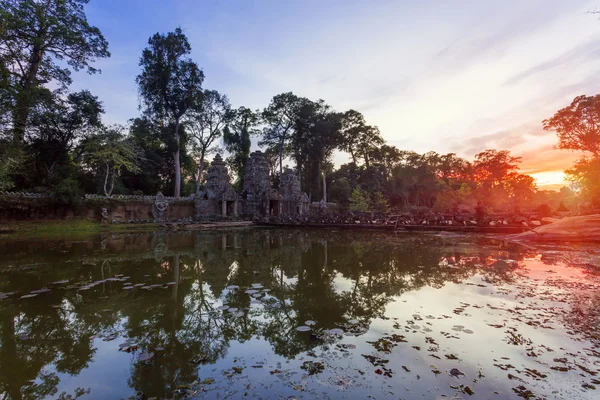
[305, 320, 317, 326]
[296, 326, 311, 332]
[20, 294, 39, 299]
[139, 352, 154, 362]
[30, 288, 51, 294]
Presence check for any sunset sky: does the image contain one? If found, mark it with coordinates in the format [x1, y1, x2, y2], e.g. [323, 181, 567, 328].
[71, 0, 600, 189]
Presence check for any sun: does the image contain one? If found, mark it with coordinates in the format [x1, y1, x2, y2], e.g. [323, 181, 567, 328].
[528, 170, 567, 191]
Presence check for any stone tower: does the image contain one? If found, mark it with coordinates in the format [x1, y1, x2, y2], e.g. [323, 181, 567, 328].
[242, 151, 272, 215]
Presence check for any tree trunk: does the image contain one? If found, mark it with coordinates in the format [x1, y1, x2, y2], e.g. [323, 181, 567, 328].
[108, 169, 116, 197]
[174, 118, 181, 198]
[13, 46, 44, 146]
[195, 151, 205, 194]
[322, 168, 327, 203]
[278, 141, 284, 176]
[103, 163, 110, 196]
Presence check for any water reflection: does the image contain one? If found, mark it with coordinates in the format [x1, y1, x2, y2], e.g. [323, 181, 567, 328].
[0, 230, 593, 399]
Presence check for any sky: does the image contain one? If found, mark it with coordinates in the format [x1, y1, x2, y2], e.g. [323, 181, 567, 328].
[70, 0, 600, 189]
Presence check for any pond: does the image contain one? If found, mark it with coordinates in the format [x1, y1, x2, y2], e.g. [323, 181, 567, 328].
[0, 229, 598, 399]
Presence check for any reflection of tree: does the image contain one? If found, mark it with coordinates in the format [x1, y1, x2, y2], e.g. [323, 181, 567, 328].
[0, 229, 541, 399]
[0, 302, 94, 399]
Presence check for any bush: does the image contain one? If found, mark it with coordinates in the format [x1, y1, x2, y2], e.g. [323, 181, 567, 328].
[52, 178, 83, 205]
[348, 187, 370, 212]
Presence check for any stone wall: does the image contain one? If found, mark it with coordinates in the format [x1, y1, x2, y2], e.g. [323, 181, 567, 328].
[0, 195, 195, 222]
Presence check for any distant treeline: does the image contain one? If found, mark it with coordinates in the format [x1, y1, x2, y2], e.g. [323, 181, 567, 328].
[1, 1, 598, 214]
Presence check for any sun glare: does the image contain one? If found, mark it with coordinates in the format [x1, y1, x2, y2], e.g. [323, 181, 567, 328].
[528, 170, 566, 190]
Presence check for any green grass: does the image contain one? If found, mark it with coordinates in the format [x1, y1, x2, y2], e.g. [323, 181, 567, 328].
[0, 219, 161, 239]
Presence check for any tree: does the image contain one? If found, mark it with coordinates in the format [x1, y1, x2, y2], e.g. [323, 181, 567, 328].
[0, 0, 110, 145]
[348, 187, 370, 212]
[26, 89, 104, 186]
[186, 89, 232, 193]
[222, 107, 260, 188]
[303, 102, 342, 202]
[371, 192, 389, 213]
[473, 149, 521, 195]
[565, 157, 600, 207]
[80, 126, 143, 196]
[543, 95, 600, 157]
[339, 110, 384, 167]
[260, 92, 301, 176]
[136, 27, 204, 198]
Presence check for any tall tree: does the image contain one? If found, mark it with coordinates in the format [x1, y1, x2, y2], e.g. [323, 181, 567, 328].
[80, 126, 143, 196]
[339, 110, 384, 167]
[0, 0, 110, 145]
[186, 89, 231, 193]
[543, 95, 600, 157]
[136, 27, 203, 198]
[222, 106, 260, 188]
[260, 92, 301, 176]
[27, 89, 103, 186]
[305, 102, 342, 202]
[340, 109, 366, 165]
[473, 149, 521, 194]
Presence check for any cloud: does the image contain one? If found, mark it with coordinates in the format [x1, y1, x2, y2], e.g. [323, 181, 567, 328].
[517, 145, 582, 174]
[450, 122, 549, 156]
[504, 38, 600, 86]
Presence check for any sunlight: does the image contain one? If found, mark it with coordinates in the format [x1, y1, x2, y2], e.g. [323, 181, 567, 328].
[528, 170, 566, 189]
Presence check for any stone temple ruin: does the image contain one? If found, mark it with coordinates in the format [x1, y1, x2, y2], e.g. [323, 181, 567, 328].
[195, 154, 239, 218]
[195, 151, 309, 219]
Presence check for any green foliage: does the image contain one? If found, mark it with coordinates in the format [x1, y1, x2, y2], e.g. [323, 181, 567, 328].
[80, 126, 143, 196]
[348, 187, 370, 212]
[565, 157, 600, 207]
[371, 192, 389, 213]
[543, 95, 600, 157]
[329, 177, 352, 205]
[1, 0, 110, 143]
[187, 89, 232, 192]
[223, 107, 260, 188]
[52, 178, 83, 205]
[136, 27, 204, 197]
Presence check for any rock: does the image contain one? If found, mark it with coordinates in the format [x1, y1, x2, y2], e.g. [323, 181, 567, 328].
[507, 214, 600, 242]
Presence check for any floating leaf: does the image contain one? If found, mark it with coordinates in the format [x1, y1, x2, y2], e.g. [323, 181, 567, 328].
[30, 288, 51, 294]
[20, 294, 38, 299]
[139, 352, 154, 362]
[305, 320, 316, 326]
[296, 326, 311, 332]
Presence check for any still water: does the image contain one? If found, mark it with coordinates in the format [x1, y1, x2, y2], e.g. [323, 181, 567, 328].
[0, 229, 598, 399]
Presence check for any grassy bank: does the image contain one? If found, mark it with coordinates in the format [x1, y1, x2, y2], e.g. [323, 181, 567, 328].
[0, 219, 161, 239]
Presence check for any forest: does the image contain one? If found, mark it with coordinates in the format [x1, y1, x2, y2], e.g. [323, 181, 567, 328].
[1, 0, 599, 214]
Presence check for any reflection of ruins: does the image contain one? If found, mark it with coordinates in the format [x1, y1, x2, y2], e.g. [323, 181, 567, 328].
[195, 151, 309, 218]
[0, 230, 534, 399]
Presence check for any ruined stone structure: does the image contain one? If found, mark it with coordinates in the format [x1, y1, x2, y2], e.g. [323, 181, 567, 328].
[241, 151, 275, 216]
[194, 151, 309, 219]
[280, 168, 309, 216]
[195, 154, 238, 218]
[152, 192, 169, 222]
